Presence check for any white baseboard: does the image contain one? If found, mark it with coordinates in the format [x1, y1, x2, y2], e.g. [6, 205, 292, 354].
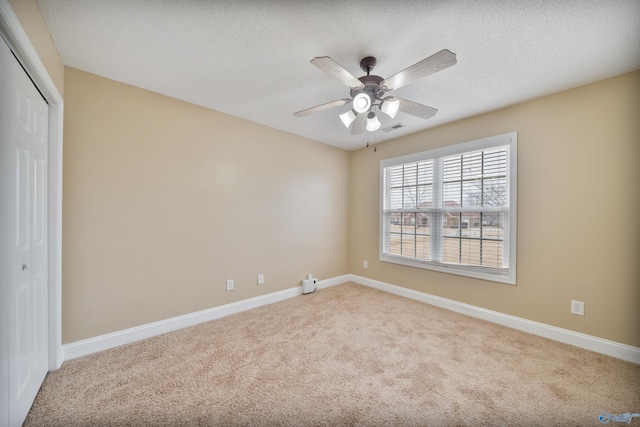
[348, 274, 640, 365]
[62, 275, 347, 361]
[317, 274, 350, 290]
[63, 274, 640, 365]
[63, 286, 302, 361]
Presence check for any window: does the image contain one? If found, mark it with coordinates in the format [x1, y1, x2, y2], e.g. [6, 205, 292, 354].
[380, 132, 517, 284]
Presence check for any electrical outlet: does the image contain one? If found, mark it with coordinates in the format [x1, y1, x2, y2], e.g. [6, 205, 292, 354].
[226, 279, 234, 291]
[571, 300, 584, 316]
[257, 274, 264, 285]
[363, 260, 368, 269]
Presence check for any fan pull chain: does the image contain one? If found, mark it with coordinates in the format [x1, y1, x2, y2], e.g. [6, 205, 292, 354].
[366, 128, 377, 151]
[373, 129, 377, 151]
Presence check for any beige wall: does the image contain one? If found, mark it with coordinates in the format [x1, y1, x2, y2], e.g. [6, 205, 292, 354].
[62, 67, 349, 343]
[9, 0, 64, 96]
[349, 70, 640, 347]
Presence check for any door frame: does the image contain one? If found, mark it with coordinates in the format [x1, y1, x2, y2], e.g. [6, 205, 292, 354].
[0, 0, 63, 370]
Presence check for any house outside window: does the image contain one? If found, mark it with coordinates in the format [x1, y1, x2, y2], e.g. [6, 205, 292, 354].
[380, 132, 517, 284]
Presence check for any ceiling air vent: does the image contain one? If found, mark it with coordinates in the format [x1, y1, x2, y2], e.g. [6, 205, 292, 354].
[381, 123, 405, 132]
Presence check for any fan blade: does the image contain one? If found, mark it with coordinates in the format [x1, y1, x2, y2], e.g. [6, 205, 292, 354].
[350, 112, 366, 135]
[380, 49, 457, 92]
[395, 97, 438, 119]
[311, 57, 364, 90]
[293, 98, 351, 118]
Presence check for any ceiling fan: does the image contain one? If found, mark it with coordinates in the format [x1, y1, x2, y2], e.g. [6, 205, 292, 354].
[293, 49, 457, 134]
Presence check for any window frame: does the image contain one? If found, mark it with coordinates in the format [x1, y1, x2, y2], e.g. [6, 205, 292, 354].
[379, 132, 517, 285]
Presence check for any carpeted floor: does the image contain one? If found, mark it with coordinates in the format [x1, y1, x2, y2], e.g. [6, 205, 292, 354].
[25, 282, 639, 426]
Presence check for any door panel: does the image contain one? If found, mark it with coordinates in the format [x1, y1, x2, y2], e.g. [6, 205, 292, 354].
[15, 279, 32, 396]
[1, 36, 49, 427]
[15, 146, 30, 251]
[33, 157, 46, 244]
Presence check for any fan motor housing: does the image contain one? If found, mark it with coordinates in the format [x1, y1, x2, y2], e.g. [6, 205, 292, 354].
[351, 74, 384, 102]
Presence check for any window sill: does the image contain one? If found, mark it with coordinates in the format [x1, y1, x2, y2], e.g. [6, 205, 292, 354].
[379, 254, 516, 285]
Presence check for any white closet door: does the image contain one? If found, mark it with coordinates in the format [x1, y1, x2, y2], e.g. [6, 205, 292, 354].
[0, 36, 49, 427]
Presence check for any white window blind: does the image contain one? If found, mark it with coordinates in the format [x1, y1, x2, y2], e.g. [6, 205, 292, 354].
[380, 132, 517, 284]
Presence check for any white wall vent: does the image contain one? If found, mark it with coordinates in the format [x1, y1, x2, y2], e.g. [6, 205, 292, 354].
[381, 123, 405, 132]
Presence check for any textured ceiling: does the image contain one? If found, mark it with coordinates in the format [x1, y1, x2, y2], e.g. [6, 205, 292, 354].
[36, 0, 640, 151]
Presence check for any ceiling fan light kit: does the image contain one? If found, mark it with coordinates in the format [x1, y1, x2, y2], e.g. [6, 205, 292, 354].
[339, 109, 357, 128]
[352, 92, 372, 113]
[380, 98, 400, 119]
[294, 49, 457, 136]
[366, 111, 381, 132]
